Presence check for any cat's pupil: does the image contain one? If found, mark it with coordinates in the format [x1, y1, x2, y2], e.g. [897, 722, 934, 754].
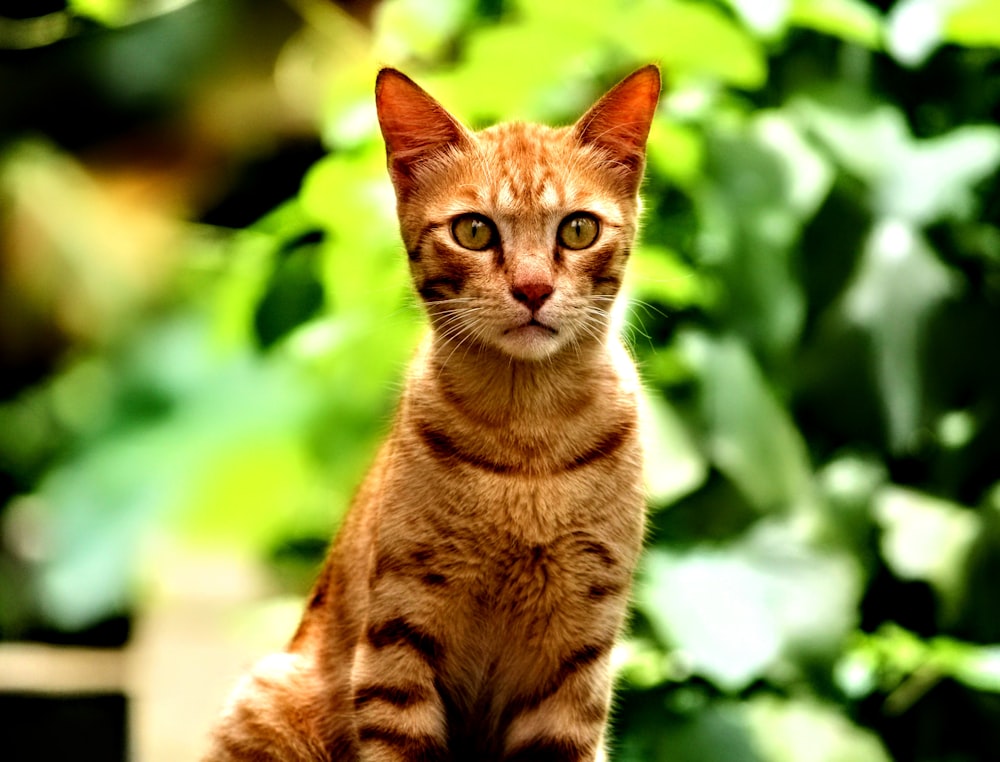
[558, 213, 599, 250]
[452, 214, 496, 251]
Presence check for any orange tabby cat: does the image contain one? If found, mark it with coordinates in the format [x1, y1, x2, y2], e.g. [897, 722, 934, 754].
[205, 64, 660, 761]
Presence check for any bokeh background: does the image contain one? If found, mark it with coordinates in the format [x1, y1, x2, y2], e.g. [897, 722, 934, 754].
[2, 0, 999, 759]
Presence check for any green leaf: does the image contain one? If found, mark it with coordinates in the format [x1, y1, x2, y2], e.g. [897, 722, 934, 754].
[428, 26, 603, 124]
[638, 519, 862, 691]
[697, 130, 808, 359]
[624, 1, 768, 89]
[679, 331, 813, 512]
[31, 322, 326, 629]
[646, 118, 705, 189]
[629, 244, 715, 309]
[841, 624, 1000, 701]
[299, 146, 409, 313]
[373, 0, 472, 62]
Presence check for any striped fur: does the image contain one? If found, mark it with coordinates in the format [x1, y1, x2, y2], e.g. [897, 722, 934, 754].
[204, 65, 660, 761]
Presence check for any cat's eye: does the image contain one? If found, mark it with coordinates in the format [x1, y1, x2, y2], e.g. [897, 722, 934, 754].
[452, 214, 497, 251]
[557, 213, 600, 250]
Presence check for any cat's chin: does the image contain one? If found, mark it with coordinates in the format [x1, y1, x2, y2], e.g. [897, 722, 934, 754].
[495, 321, 563, 361]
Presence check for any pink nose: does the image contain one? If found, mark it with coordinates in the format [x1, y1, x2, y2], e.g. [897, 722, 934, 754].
[512, 281, 553, 312]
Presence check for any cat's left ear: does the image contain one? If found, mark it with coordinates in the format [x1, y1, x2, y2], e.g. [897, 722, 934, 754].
[376, 68, 472, 200]
[573, 65, 661, 194]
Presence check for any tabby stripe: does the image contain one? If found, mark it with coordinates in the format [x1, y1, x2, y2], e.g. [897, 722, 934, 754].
[366, 617, 444, 668]
[354, 683, 429, 709]
[506, 641, 613, 719]
[375, 551, 449, 587]
[504, 737, 589, 762]
[376, 545, 432, 576]
[357, 726, 448, 762]
[418, 276, 464, 302]
[415, 418, 515, 474]
[408, 221, 441, 262]
[563, 420, 634, 471]
[592, 274, 621, 290]
[416, 418, 632, 475]
[588, 581, 625, 599]
[579, 540, 617, 567]
[580, 242, 617, 279]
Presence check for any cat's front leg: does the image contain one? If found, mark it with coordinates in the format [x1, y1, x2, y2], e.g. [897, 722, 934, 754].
[501, 643, 615, 762]
[350, 612, 449, 761]
[203, 652, 334, 762]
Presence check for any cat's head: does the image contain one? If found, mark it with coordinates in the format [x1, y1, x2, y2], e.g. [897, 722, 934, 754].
[375, 66, 660, 362]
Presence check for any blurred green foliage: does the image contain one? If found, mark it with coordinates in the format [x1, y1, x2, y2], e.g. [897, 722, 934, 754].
[2, 0, 1000, 759]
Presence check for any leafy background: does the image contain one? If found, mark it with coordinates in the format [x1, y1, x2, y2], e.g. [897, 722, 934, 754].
[1, 0, 999, 759]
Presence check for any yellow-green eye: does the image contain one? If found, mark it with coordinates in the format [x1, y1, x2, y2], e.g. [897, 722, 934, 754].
[451, 214, 497, 251]
[557, 213, 600, 250]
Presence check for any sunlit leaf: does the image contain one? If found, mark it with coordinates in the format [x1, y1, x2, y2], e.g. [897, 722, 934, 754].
[723, 0, 791, 38]
[753, 111, 834, 220]
[373, 0, 472, 61]
[639, 390, 707, 506]
[429, 25, 602, 123]
[874, 486, 981, 615]
[745, 695, 892, 762]
[841, 219, 958, 451]
[69, 0, 129, 25]
[885, 0, 947, 66]
[625, 0, 768, 89]
[796, 101, 1000, 224]
[841, 624, 1000, 700]
[639, 519, 862, 691]
[887, 0, 1000, 65]
[946, 0, 1000, 47]
[790, 0, 884, 48]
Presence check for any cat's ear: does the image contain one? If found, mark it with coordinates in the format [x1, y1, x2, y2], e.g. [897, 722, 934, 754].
[573, 65, 661, 193]
[376, 68, 471, 199]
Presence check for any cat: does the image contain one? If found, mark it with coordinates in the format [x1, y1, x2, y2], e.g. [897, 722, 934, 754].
[204, 63, 661, 762]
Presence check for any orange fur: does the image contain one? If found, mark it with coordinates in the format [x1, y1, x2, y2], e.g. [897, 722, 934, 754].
[205, 65, 661, 762]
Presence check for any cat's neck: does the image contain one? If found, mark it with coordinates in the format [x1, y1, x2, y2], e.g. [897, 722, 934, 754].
[413, 330, 633, 427]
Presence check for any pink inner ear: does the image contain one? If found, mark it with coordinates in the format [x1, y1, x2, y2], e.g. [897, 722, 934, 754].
[574, 65, 661, 179]
[375, 69, 469, 187]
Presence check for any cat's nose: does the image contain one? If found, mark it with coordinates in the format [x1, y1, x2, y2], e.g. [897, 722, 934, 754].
[511, 281, 554, 312]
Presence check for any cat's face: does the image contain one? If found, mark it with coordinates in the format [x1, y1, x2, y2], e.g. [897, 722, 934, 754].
[376, 67, 660, 361]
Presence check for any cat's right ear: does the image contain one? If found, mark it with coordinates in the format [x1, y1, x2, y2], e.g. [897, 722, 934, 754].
[573, 65, 661, 195]
[375, 68, 471, 199]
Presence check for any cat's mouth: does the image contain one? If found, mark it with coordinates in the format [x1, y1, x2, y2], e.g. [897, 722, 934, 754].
[506, 318, 558, 335]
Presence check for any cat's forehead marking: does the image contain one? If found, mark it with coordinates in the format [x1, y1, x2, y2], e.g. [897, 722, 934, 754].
[476, 123, 575, 213]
